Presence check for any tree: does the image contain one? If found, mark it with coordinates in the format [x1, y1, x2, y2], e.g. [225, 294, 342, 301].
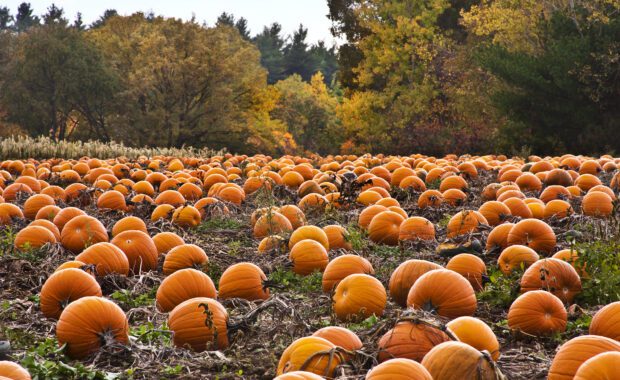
[1, 24, 118, 140]
[309, 41, 339, 85]
[73, 12, 85, 30]
[235, 17, 251, 40]
[253, 23, 286, 84]
[90, 9, 118, 28]
[43, 3, 66, 25]
[282, 25, 318, 81]
[14, 2, 40, 32]
[0, 7, 13, 30]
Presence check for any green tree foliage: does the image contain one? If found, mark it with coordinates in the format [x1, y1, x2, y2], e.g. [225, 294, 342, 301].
[254, 23, 287, 84]
[14, 2, 40, 32]
[466, 0, 620, 154]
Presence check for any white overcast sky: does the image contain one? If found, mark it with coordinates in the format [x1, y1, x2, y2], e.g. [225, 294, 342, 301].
[1, 0, 340, 44]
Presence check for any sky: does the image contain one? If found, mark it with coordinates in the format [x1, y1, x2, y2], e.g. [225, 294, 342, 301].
[2, 0, 340, 44]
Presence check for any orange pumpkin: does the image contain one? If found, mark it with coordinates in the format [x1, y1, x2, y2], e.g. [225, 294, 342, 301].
[40, 268, 102, 319]
[276, 336, 342, 377]
[377, 321, 450, 362]
[407, 269, 477, 319]
[289, 239, 329, 276]
[289, 225, 330, 250]
[153, 231, 185, 254]
[582, 191, 613, 217]
[312, 326, 362, 352]
[507, 290, 567, 336]
[485, 223, 514, 252]
[60, 215, 109, 253]
[162, 244, 208, 275]
[520, 258, 582, 304]
[333, 274, 386, 321]
[497, 245, 539, 275]
[0, 361, 31, 380]
[322, 225, 352, 250]
[22, 193, 55, 220]
[168, 297, 229, 351]
[172, 205, 202, 228]
[446, 316, 500, 361]
[421, 341, 498, 380]
[446, 210, 488, 238]
[253, 211, 293, 238]
[389, 260, 442, 307]
[366, 358, 432, 380]
[14, 225, 56, 251]
[111, 230, 158, 274]
[75, 242, 130, 276]
[548, 335, 620, 380]
[218, 262, 269, 301]
[446, 254, 487, 291]
[507, 219, 556, 253]
[111, 216, 147, 236]
[574, 351, 620, 380]
[156, 268, 217, 312]
[398, 217, 435, 241]
[589, 302, 620, 341]
[322, 254, 374, 292]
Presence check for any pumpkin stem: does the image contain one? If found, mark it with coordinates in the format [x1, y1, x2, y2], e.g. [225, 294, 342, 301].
[298, 347, 351, 377]
[226, 296, 299, 337]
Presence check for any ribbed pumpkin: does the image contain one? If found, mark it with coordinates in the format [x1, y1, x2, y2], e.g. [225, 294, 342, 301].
[446, 210, 488, 238]
[398, 217, 435, 241]
[274, 371, 325, 380]
[52, 207, 85, 232]
[377, 321, 451, 362]
[485, 223, 514, 252]
[153, 231, 185, 255]
[40, 268, 102, 319]
[548, 335, 620, 380]
[358, 205, 388, 230]
[507, 219, 556, 253]
[366, 358, 433, 380]
[421, 341, 499, 380]
[478, 201, 511, 226]
[162, 244, 208, 275]
[156, 269, 216, 312]
[75, 242, 130, 276]
[389, 260, 442, 307]
[151, 204, 175, 221]
[407, 269, 477, 319]
[333, 274, 386, 321]
[155, 190, 186, 207]
[111, 216, 147, 236]
[312, 326, 362, 352]
[322, 254, 374, 292]
[14, 225, 56, 251]
[168, 297, 229, 351]
[56, 296, 129, 359]
[60, 215, 108, 253]
[34, 204, 61, 221]
[574, 351, 620, 380]
[502, 197, 533, 219]
[520, 258, 581, 304]
[289, 239, 329, 276]
[582, 191, 613, 217]
[322, 225, 352, 250]
[497, 245, 539, 274]
[96, 190, 127, 211]
[253, 211, 293, 238]
[111, 230, 158, 274]
[23, 193, 55, 220]
[442, 189, 467, 206]
[368, 211, 405, 245]
[258, 235, 287, 254]
[446, 254, 487, 291]
[28, 219, 61, 240]
[543, 200, 573, 219]
[507, 290, 567, 336]
[276, 336, 342, 377]
[218, 262, 269, 301]
[589, 302, 620, 341]
[0, 361, 31, 380]
[289, 225, 330, 250]
[172, 205, 202, 228]
[417, 190, 443, 208]
[446, 316, 500, 361]
[279, 205, 307, 229]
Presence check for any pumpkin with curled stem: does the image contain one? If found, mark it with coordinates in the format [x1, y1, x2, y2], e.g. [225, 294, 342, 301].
[276, 336, 343, 377]
[168, 297, 229, 352]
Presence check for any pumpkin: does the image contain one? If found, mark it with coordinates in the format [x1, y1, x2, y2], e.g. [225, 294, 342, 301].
[322, 225, 352, 250]
[274, 371, 325, 380]
[276, 336, 342, 377]
[60, 215, 108, 253]
[218, 262, 269, 301]
[322, 255, 374, 292]
[56, 296, 129, 359]
[54, 260, 93, 274]
[40, 268, 102, 319]
[168, 297, 229, 351]
[153, 232, 185, 255]
[333, 274, 386, 321]
[96, 190, 127, 211]
[111, 230, 158, 274]
[22, 193, 55, 220]
[368, 211, 405, 246]
[52, 207, 86, 232]
[582, 191, 613, 217]
[178, 182, 202, 201]
[507, 219, 556, 253]
[162, 244, 208, 275]
[298, 193, 328, 212]
[445, 254, 487, 291]
[172, 205, 202, 228]
[543, 200, 573, 219]
[446, 210, 488, 238]
[258, 235, 287, 254]
[312, 326, 362, 352]
[289, 225, 330, 250]
[553, 248, 588, 278]
[575, 174, 602, 191]
[365, 358, 433, 380]
[357, 190, 383, 205]
[377, 321, 451, 362]
[574, 351, 620, 380]
[442, 189, 467, 206]
[589, 302, 620, 341]
[34, 204, 61, 221]
[155, 190, 186, 207]
[14, 225, 56, 251]
[279, 205, 307, 229]
[75, 242, 130, 276]
[545, 169, 573, 187]
[548, 335, 620, 380]
[156, 268, 217, 312]
[507, 290, 567, 336]
[407, 269, 477, 319]
[111, 216, 147, 236]
[478, 201, 511, 226]
[421, 341, 499, 380]
[398, 217, 435, 241]
[28, 219, 61, 240]
[520, 258, 581, 304]
[253, 211, 293, 238]
[0, 361, 31, 380]
[497, 245, 539, 274]
[446, 316, 500, 361]
[289, 239, 329, 276]
[417, 190, 443, 209]
[502, 197, 533, 219]
[485, 223, 514, 252]
[389, 260, 442, 307]
[151, 204, 175, 221]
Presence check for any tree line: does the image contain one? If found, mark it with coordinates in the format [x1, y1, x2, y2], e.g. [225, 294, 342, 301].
[0, 1, 618, 155]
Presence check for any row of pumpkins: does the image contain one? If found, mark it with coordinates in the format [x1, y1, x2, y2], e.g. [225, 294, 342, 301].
[0, 153, 619, 379]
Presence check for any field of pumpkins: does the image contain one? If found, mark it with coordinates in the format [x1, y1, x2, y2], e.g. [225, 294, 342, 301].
[0, 153, 619, 379]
